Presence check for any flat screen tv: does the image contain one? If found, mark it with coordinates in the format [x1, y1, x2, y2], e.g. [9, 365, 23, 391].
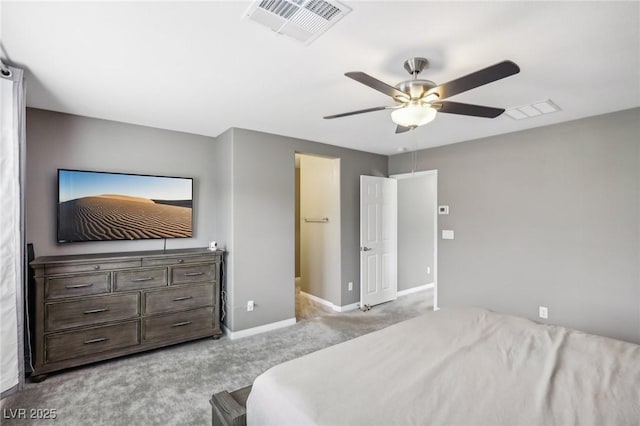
[57, 169, 193, 243]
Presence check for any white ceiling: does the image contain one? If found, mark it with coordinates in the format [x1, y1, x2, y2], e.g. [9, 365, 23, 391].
[2, 1, 639, 155]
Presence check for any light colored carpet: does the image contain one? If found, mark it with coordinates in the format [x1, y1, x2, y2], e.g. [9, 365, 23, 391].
[295, 283, 334, 321]
[1, 290, 432, 425]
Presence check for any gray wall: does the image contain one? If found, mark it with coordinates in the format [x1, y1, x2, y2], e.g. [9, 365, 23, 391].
[389, 108, 640, 344]
[396, 173, 436, 291]
[227, 130, 297, 331]
[25, 109, 387, 334]
[25, 108, 218, 257]
[222, 128, 387, 331]
[212, 128, 234, 327]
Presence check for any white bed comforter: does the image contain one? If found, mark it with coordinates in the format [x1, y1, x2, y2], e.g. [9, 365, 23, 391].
[247, 307, 640, 425]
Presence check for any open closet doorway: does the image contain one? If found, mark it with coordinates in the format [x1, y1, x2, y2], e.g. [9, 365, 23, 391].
[392, 170, 438, 310]
[295, 153, 341, 321]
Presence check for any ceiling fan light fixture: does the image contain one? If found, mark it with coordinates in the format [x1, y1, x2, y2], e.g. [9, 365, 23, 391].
[324, 59, 520, 133]
[390, 102, 437, 127]
[423, 92, 439, 102]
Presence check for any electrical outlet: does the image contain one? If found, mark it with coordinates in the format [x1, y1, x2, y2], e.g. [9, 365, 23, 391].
[247, 300, 254, 312]
[539, 306, 548, 319]
[348, 282, 353, 291]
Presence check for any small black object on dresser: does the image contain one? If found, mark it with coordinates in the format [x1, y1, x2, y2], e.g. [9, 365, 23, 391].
[29, 248, 223, 382]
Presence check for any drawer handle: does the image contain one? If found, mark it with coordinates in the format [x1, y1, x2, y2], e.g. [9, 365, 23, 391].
[171, 321, 192, 328]
[178, 259, 184, 264]
[83, 308, 109, 314]
[93, 265, 101, 270]
[131, 277, 154, 282]
[84, 337, 108, 344]
[66, 283, 94, 289]
[184, 272, 204, 277]
[173, 296, 193, 302]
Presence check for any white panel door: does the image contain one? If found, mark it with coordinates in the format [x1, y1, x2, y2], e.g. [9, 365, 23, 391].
[360, 175, 397, 308]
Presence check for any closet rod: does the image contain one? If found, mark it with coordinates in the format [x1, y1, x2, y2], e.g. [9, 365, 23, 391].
[304, 217, 329, 223]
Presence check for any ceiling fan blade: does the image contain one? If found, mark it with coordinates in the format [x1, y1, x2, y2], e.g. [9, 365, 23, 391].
[395, 125, 413, 134]
[345, 72, 410, 100]
[434, 101, 505, 118]
[324, 106, 390, 119]
[429, 60, 520, 100]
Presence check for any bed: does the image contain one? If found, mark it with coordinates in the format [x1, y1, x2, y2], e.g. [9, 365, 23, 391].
[246, 307, 640, 425]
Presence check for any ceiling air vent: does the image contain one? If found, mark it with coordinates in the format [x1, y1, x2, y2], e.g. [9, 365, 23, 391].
[244, 0, 352, 45]
[505, 100, 561, 120]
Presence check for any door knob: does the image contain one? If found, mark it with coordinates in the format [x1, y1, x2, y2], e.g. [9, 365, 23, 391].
[361, 247, 372, 252]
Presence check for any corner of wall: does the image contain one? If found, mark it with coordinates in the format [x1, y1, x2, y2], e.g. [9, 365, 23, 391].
[212, 128, 236, 331]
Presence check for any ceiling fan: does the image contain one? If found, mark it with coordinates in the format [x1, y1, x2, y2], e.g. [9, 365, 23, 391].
[324, 58, 520, 133]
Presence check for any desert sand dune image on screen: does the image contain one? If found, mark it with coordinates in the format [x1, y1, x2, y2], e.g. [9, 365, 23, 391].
[58, 194, 192, 242]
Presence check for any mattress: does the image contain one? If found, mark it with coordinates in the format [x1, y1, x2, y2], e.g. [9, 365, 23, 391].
[247, 307, 640, 425]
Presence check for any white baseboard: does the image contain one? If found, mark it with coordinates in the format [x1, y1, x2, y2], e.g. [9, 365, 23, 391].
[300, 291, 360, 312]
[223, 317, 296, 340]
[335, 302, 360, 312]
[397, 283, 434, 297]
[300, 290, 333, 309]
[222, 284, 434, 340]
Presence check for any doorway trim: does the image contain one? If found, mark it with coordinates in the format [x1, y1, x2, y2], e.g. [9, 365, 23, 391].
[390, 169, 439, 311]
[295, 152, 342, 319]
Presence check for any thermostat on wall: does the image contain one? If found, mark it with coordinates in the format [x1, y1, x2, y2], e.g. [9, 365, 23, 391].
[438, 205, 449, 215]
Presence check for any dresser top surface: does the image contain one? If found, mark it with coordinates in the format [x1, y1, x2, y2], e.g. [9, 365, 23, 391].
[32, 247, 223, 266]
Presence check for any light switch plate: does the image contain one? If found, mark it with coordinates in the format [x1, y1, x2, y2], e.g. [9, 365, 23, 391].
[438, 205, 449, 215]
[442, 230, 454, 240]
[539, 306, 548, 319]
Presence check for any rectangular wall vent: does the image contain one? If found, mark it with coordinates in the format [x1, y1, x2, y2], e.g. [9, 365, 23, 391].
[244, 0, 352, 45]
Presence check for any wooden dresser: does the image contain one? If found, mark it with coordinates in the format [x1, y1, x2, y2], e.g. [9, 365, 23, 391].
[30, 248, 223, 381]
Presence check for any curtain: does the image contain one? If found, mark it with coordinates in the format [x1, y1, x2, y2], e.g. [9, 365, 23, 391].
[0, 62, 26, 397]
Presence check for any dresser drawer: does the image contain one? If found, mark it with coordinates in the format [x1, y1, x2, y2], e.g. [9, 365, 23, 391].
[46, 293, 140, 332]
[45, 259, 140, 275]
[45, 321, 140, 363]
[45, 272, 110, 300]
[143, 284, 213, 315]
[171, 264, 215, 285]
[142, 254, 219, 267]
[143, 308, 213, 342]
[114, 268, 167, 291]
